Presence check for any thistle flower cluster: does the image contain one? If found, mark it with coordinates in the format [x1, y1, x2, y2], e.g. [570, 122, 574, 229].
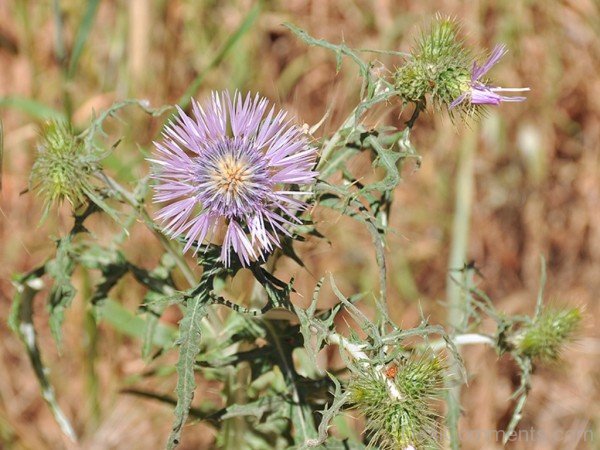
[150, 91, 317, 267]
[348, 353, 446, 449]
[395, 17, 528, 114]
[30, 121, 95, 216]
[515, 307, 582, 361]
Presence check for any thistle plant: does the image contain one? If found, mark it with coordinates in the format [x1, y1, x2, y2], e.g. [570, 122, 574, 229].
[10, 16, 583, 450]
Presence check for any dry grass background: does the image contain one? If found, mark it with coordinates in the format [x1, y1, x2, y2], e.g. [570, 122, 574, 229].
[0, 0, 599, 449]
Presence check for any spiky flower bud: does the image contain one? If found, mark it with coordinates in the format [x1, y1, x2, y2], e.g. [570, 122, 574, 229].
[395, 18, 471, 110]
[30, 121, 96, 217]
[348, 353, 445, 449]
[516, 307, 582, 361]
[395, 17, 528, 115]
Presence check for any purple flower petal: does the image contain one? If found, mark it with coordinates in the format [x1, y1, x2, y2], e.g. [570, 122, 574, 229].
[450, 44, 529, 109]
[150, 91, 317, 266]
[472, 44, 508, 81]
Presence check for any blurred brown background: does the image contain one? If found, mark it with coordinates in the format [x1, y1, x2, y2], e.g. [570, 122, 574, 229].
[0, 0, 599, 449]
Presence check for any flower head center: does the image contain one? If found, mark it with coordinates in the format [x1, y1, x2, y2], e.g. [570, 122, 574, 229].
[212, 155, 251, 195]
[195, 138, 271, 218]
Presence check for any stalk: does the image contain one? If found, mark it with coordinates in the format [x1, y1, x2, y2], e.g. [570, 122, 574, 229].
[445, 125, 478, 449]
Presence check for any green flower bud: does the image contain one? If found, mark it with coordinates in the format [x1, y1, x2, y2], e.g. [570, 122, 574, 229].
[517, 307, 582, 361]
[395, 17, 471, 110]
[348, 353, 445, 449]
[29, 121, 96, 217]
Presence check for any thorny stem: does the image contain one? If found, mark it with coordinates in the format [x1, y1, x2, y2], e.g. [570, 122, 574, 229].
[316, 111, 357, 172]
[327, 331, 495, 357]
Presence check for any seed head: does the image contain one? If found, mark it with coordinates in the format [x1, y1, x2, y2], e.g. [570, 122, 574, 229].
[30, 121, 95, 217]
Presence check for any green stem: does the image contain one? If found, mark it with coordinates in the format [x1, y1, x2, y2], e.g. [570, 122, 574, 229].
[263, 320, 317, 442]
[316, 112, 357, 174]
[445, 125, 478, 449]
[81, 269, 101, 426]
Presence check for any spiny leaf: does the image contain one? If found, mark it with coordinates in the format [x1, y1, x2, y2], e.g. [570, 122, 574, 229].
[284, 23, 369, 81]
[47, 235, 77, 349]
[304, 375, 351, 448]
[80, 99, 171, 154]
[167, 288, 210, 449]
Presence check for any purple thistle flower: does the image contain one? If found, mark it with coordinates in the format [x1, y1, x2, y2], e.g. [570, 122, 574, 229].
[150, 91, 317, 267]
[450, 44, 530, 109]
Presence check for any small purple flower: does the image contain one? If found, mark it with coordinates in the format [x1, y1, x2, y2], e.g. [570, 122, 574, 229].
[150, 91, 317, 266]
[450, 44, 530, 109]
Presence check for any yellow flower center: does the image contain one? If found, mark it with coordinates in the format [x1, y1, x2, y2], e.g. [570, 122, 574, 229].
[210, 154, 252, 197]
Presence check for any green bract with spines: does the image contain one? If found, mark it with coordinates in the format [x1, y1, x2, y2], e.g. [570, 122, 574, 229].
[29, 120, 96, 217]
[518, 307, 582, 361]
[395, 17, 471, 110]
[396, 353, 445, 400]
[348, 353, 445, 449]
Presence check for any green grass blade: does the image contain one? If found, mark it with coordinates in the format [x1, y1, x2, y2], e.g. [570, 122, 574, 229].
[0, 96, 65, 120]
[100, 298, 176, 348]
[67, 0, 101, 78]
[177, 3, 260, 108]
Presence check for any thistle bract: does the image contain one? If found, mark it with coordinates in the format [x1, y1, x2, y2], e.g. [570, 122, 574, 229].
[396, 17, 529, 116]
[348, 353, 445, 449]
[30, 121, 95, 217]
[151, 91, 317, 266]
[517, 307, 582, 361]
[395, 18, 472, 109]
